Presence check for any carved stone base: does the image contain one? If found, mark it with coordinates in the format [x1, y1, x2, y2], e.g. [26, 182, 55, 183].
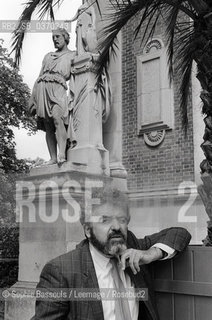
[68, 145, 109, 176]
[68, 52, 110, 176]
[4, 282, 36, 320]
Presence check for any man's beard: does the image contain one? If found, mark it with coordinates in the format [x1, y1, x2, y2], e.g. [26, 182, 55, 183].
[89, 229, 127, 257]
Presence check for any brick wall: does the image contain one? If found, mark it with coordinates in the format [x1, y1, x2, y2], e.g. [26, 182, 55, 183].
[122, 15, 195, 190]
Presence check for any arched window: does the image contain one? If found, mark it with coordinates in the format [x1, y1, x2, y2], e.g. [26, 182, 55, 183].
[137, 38, 174, 146]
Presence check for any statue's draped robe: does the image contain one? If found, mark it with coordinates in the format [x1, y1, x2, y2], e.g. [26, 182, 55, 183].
[75, 3, 97, 54]
[31, 50, 76, 144]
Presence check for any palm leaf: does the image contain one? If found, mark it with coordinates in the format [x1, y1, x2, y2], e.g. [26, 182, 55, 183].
[175, 27, 195, 127]
[11, 0, 68, 66]
[11, 0, 102, 66]
[11, 0, 42, 66]
[97, 0, 202, 129]
[163, 1, 197, 76]
[186, 0, 208, 14]
[97, 1, 141, 77]
[163, 2, 197, 127]
[163, 3, 183, 79]
[37, 0, 58, 19]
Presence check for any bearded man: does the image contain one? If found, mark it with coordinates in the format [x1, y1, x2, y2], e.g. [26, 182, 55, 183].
[31, 186, 191, 320]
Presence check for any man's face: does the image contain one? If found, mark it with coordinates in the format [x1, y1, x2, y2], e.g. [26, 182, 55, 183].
[85, 203, 129, 257]
[52, 32, 66, 50]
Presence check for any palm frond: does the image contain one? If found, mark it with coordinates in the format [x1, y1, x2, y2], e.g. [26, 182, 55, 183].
[11, 0, 41, 66]
[178, 54, 193, 128]
[94, 0, 102, 17]
[134, 5, 160, 43]
[160, 2, 199, 129]
[97, 0, 197, 78]
[97, 0, 199, 129]
[173, 22, 196, 128]
[187, 0, 209, 15]
[163, 2, 187, 79]
[11, 0, 102, 66]
[97, 0, 141, 77]
[37, 0, 57, 19]
[11, 0, 65, 66]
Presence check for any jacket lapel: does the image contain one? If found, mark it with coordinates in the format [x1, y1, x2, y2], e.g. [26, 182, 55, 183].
[126, 234, 159, 320]
[81, 242, 104, 320]
[126, 267, 158, 320]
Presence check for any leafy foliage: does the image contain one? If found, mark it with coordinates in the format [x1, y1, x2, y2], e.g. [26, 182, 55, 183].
[0, 40, 32, 229]
[0, 225, 19, 259]
[0, 40, 35, 173]
[0, 41, 33, 129]
[0, 40, 34, 291]
[0, 261, 18, 287]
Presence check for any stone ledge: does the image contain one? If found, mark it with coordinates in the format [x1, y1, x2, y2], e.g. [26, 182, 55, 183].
[30, 161, 87, 177]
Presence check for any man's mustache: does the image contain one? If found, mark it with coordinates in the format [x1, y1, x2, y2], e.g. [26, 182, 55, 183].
[108, 231, 126, 241]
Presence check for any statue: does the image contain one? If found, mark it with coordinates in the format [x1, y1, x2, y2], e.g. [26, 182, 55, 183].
[69, 0, 98, 55]
[67, 1, 111, 124]
[29, 28, 77, 165]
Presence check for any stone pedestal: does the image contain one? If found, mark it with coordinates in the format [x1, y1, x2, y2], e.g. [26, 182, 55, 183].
[67, 53, 109, 176]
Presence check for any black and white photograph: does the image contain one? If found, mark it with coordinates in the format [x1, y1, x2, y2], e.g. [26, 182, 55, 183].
[0, 1, 212, 319]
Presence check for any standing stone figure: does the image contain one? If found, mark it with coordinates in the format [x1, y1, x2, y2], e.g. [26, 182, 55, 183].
[70, 0, 98, 55]
[29, 28, 76, 165]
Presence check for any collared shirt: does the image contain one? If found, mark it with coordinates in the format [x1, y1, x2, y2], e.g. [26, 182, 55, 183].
[90, 243, 139, 320]
[89, 243, 175, 320]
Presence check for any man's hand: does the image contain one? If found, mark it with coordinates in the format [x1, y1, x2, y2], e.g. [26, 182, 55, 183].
[120, 247, 163, 274]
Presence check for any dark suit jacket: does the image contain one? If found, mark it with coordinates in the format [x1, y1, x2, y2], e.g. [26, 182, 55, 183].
[32, 227, 191, 320]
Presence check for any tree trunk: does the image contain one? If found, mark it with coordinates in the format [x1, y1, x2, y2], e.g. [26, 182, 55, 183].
[194, 14, 212, 245]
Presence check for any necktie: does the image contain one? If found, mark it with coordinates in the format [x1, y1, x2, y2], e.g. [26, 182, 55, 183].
[110, 258, 132, 320]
